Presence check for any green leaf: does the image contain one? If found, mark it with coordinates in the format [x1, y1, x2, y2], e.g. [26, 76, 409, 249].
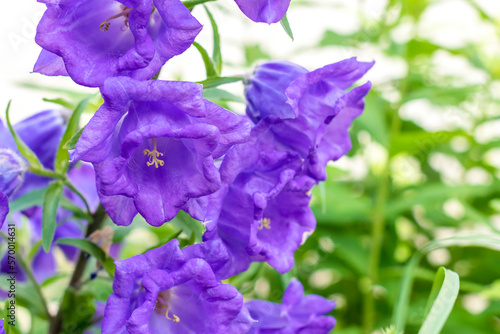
[204, 5, 222, 75]
[43, 97, 75, 109]
[193, 41, 217, 79]
[419, 267, 460, 334]
[42, 181, 64, 252]
[60, 196, 93, 221]
[7, 187, 47, 213]
[4, 101, 43, 169]
[198, 76, 244, 89]
[63, 126, 86, 150]
[182, 0, 215, 10]
[0, 277, 48, 321]
[56, 238, 115, 276]
[279, 13, 294, 40]
[203, 88, 245, 103]
[55, 97, 91, 174]
[392, 234, 500, 332]
[59, 289, 96, 333]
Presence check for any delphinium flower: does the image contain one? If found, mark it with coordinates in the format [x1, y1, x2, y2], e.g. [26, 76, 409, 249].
[201, 119, 317, 278]
[71, 77, 251, 227]
[233, 0, 291, 23]
[102, 239, 253, 333]
[245, 57, 374, 181]
[246, 278, 336, 333]
[34, 0, 202, 87]
[0, 110, 66, 226]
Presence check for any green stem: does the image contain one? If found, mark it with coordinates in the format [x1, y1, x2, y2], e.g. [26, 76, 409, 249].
[64, 180, 92, 215]
[49, 205, 107, 334]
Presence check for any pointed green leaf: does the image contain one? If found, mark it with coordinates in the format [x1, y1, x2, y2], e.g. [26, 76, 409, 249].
[193, 41, 217, 79]
[204, 5, 221, 75]
[419, 267, 460, 334]
[5, 101, 43, 169]
[60, 196, 93, 221]
[7, 187, 47, 213]
[279, 14, 294, 40]
[182, 0, 215, 10]
[56, 237, 115, 276]
[198, 76, 244, 89]
[63, 126, 86, 150]
[55, 97, 90, 174]
[43, 97, 75, 110]
[42, 181, 64, 252]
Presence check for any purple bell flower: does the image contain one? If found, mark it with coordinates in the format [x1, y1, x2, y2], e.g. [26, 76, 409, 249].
[245, 58, 374, 181]
[0, 110, 66, 226]
[234, 0, 291, 23]
[1, 163, 98, 283]
[71, 77, 251, 227]
[102, 239, 253, 333]
[246, 278, 336, 333]
[0, 149, 25, 227]
[201, 119, 317, 278]
[0, 319, 4, 334]
[34, 0, 202, 87]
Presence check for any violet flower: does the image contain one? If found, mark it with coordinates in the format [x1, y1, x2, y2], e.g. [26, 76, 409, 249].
[201, 119, 317, 278]
[245, 58, 374, 181]
[246, 278, 336, 333]
[71, 77, 251, 227]
[34, 0, 202, 87]
[0, 110, 66, 226]
[102, 239, 253, 333]
[1, 163, 98, 283]
[0, 149, 25, 227]
[234, 0, 291, 23]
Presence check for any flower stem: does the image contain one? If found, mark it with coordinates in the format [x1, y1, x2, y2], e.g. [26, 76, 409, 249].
[49, 204, 107, 334]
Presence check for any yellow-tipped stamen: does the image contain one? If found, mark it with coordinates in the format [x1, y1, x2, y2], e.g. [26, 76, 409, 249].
[100, 6, 132, 32]
[259, 218, 271, 230]
[143, 138, 164, 168]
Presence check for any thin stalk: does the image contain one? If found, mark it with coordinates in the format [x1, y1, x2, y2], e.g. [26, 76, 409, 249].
[49, 205, 107, 334]
[64, 179, 92, 216]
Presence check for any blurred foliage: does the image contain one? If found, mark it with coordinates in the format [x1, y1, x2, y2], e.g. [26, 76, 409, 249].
[3, 0, 500, 333]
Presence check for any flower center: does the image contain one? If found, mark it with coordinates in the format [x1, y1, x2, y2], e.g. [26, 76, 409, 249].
[259, 218, 271, 230]
[100, 5, 132, 32]
[155, 290, 180, 323]
[143, 138, 164, 168]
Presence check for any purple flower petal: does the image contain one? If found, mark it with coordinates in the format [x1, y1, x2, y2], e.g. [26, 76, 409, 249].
[234, 0, 291, 23]
[35, 0, 202, 87]
[102, 239, 253, 333]
[73, 77, 251, 226]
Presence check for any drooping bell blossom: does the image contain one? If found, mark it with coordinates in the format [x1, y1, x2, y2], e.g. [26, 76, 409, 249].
[34, 0, 202, 87]
[0, 149, 25, 227]
[0, 319, 4, 334]
[201, 119, 317, 279]
[71, 77, 252, 227]
[234, 0, 291, 23]
[102, 239, 253, 333]
[0, 110, 66, 224]
[246, 278, 336, 334]
[245, 57, 374, 181]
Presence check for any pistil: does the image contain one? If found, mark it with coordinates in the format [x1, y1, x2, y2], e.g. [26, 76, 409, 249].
[259, 218, 271, 230]
[143, 138, 164, 168]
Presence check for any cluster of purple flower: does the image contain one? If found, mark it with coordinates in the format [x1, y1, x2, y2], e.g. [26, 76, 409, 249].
[0, 0, 373, 332]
